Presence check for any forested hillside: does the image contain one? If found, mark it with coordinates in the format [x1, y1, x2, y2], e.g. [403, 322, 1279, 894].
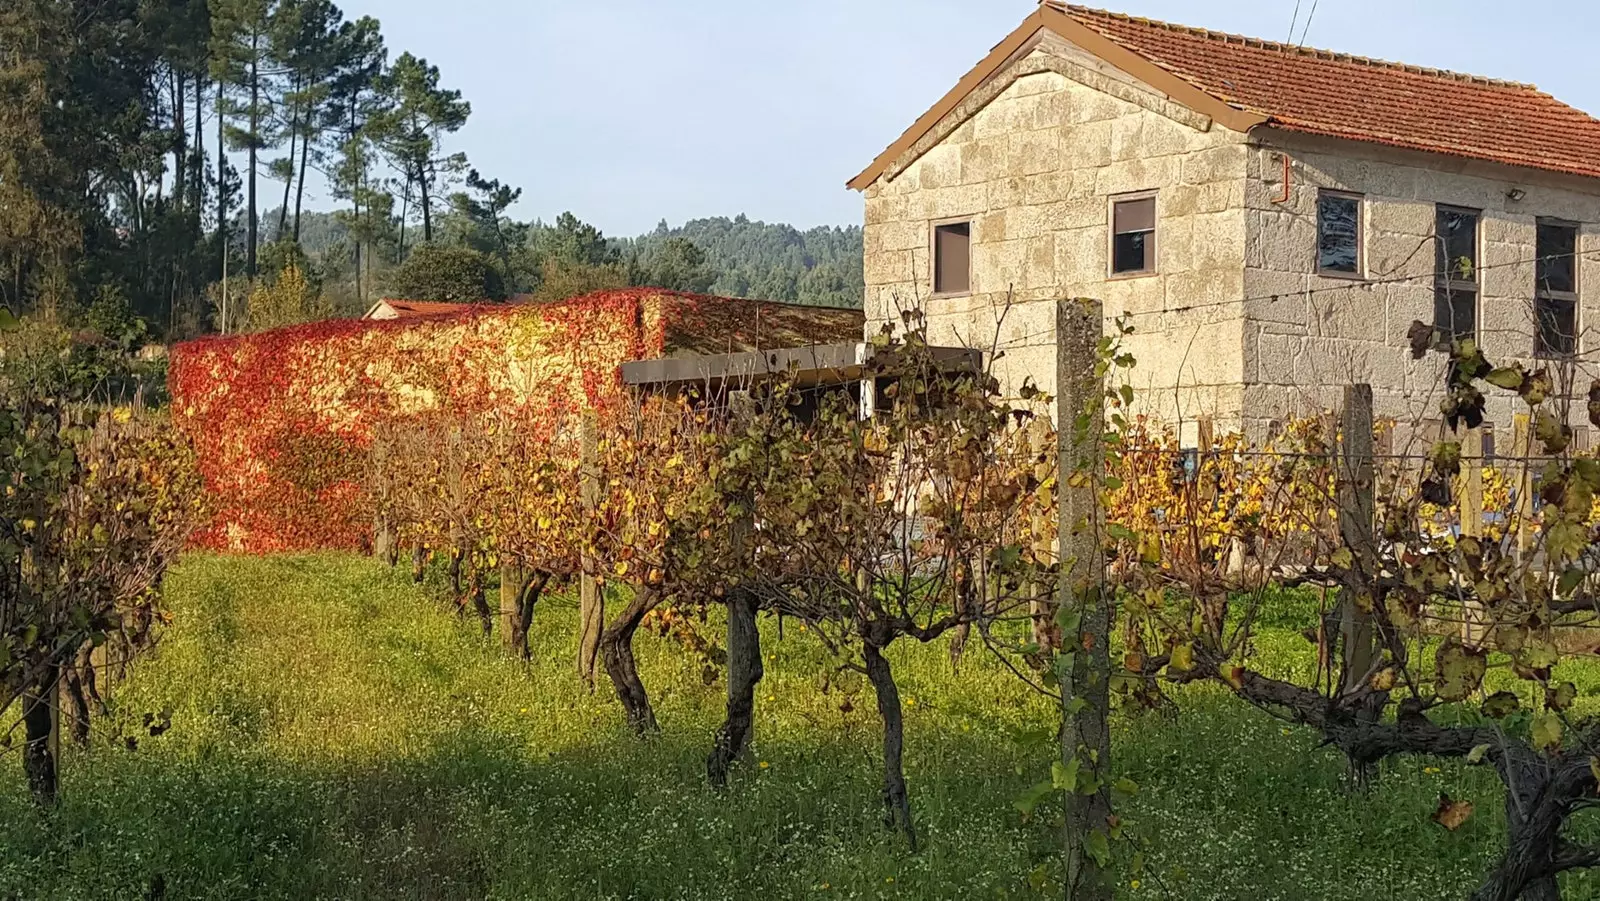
[286, 211, 865, 310]
[622, 217, 863, 309]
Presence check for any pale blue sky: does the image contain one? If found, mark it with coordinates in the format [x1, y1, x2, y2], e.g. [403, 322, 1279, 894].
[339, 0, 1599, 236]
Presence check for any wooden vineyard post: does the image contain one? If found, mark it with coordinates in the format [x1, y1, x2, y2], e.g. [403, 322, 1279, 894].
[1337, 386, 1378, 679]
[370, 433, 396, 565]
[576, 411, 604, 690]
[707, 508, 760, 787]
[445, 426, 465, 598]
[1056, 298, 1111, 901]
[1337, 385, 1381, 771]
[1513, 413, 1535, 562]
[500, 561, 526, 655]
[1460, 427, 1485, 646]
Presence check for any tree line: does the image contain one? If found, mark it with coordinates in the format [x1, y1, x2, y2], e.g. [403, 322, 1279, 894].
[0, 0, 864, 340]
[1, 0, 481, 333]
[294, 210, 867, 316]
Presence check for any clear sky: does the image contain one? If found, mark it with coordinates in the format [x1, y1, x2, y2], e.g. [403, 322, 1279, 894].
[338, 0, 1599, 237]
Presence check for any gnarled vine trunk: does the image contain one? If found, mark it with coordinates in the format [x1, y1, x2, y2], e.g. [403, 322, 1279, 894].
[411, 545, 428, 584]
[374, 515, 398, 567]
[448, 547, 465, 598]
[22, 670, 58, 805]
[948, 623, 970, 670]
[469, 571, 493, 638]
[500, 565, 550, 661]
[708, 588, 762, 787]
[1471, 750, 1573, 901]
[576, 566, 604, 691]
[863, 642, 916, 851]
[601, 586, 661, 736]
[63, 652, 91, 747]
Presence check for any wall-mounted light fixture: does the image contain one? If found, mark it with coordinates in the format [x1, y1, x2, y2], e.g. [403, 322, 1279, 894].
[1507, 188, 1528, 202]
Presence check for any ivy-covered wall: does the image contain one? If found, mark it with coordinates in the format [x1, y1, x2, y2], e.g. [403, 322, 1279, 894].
[170, 289, 863, 553]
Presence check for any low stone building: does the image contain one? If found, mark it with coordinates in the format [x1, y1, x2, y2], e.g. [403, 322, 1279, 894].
[851, 3, 1600, 444]
[363, 299, 483, 321]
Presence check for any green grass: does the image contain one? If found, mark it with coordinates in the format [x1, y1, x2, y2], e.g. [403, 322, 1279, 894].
[1, 553, 1597, 899]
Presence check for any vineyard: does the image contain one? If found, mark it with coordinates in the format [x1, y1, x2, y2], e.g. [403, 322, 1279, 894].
[11, 299, 1600, 899]
[0, 552, 1526, 900]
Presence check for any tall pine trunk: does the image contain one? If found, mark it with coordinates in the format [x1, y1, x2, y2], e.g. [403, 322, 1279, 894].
[246, 46, 259, 276]
[348, 106, 364, 301]
[293, 115, 311, 242]
[193, 82, 204, 232]
[173, 72, 187, 218]
[216, 80, 228, 279]
[276, 96, 297, 243]
[418, 162, 432, 243]
[397, 175, 411, 260]
[353, 195, 363, 303]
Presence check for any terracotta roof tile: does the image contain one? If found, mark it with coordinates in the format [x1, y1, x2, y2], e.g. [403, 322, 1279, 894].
[1051, 3, 1600, 181]
[377, 300, 483, 318]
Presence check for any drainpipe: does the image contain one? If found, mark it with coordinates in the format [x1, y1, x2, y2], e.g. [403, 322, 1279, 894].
[1273, 152, 1293, 204]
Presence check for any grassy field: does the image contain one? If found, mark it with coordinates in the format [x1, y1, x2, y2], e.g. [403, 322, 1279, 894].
[0, 553, 1589, 900]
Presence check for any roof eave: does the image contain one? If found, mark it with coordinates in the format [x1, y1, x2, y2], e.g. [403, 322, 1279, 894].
[847, 9, 1049, 192]
[1036, 6, 1268, 134]
[1252, 121, 1600, 187]
[847, 6, 1268, 192]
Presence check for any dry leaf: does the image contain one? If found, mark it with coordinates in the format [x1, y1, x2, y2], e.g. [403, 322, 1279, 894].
[1432, 793, 1474, 831]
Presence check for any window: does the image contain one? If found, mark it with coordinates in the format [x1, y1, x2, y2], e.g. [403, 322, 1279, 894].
[1111, 194, 1157, 275]
[1535, 220, 1579, 357]
[932, 222, 970, 295]
[1434, 206, 1480, 345]
[1317, 191, 1362, 275]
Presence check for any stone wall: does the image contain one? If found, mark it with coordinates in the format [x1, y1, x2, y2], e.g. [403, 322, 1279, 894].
[860, 38, 1600, 447]
[1242, 132, 1600, 443]
[862, 41, 1253, 441]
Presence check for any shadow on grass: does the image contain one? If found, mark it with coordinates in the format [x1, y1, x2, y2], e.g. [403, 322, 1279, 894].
[0, 723, 1073, 901]
[0, 554, 1545, 901]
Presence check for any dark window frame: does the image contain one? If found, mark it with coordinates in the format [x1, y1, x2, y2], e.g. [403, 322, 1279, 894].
[1434, 205, 1481, 346]
[1109, 191, 1158, 278]
[1535, 218, 1579, 359]
[1316, 189, 1365, 278]
[930, 219, 972, 297]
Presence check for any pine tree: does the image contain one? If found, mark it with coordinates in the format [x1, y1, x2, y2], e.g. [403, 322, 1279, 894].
[324, 14, 387, 303]
[0, 0, 83, 312]
[211, 0, 282, 276]
[371, 53, 469, 248]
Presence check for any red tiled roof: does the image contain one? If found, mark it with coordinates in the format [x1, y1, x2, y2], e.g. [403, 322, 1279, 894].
[376, 300, 482, 318]
[1052, 3, 1600, 181]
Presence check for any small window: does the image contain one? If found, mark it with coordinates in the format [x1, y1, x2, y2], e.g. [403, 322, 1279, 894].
[1536, 220, 1579, 357]
[1436, 206, 1480, 283]
[1317, 191, 1362, 275]
[1434, 288, 1476, 346]
[1434, 206, 1480, 345]
[932, 222, 971, 295]
[1111, 195, 1156, 275]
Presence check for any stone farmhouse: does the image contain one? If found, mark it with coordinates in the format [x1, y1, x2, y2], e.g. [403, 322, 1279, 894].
[851, 3, 1600, 445]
